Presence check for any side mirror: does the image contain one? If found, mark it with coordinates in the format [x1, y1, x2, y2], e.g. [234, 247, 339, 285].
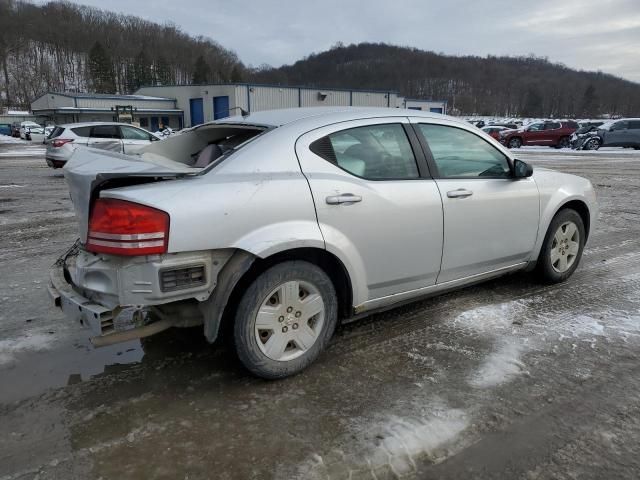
[513, 159, 533, 178]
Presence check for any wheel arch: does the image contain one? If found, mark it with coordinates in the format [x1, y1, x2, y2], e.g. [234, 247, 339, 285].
[203, 247, 354, 344]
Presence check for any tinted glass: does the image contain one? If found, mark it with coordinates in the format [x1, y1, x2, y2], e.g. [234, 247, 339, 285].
[325, 124, 419, 179]
[528, 123, 544, 131]
[547, 122, 562, 129]
[627, 121, 640, 130]
[71, 126, 91, 137]
[418, 124, 511, 178]
[49, 127, 64, 139]
[120, 125, 151, 140]
[90, 125, 120, 139]
[612, 121, 628, 131]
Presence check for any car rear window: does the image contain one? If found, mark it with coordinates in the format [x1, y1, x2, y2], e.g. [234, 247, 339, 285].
[71, 126, 91, 137]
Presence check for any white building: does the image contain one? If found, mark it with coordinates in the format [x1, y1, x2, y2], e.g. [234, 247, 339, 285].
[31, 84, 447, 129]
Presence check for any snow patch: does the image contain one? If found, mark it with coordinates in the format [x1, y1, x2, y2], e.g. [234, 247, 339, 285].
[470, 342, 527, 388]
[0, 333, 55, 367]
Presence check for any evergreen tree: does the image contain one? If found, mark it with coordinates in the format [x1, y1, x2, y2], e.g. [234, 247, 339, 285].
[523, 86, 543, 117]
[192, 55, 210, 84]
[87, 41, 115, 93]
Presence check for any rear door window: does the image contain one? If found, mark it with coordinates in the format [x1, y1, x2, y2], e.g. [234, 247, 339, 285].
[313, 124, 419, 180]
[90, 125, 121, 138]
[627, 121, 640, 130]
[71, 126, 91, 137]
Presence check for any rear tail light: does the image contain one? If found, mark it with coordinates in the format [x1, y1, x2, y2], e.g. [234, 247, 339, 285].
[51, 138, 74, 148]
[86, 198, 169, 256]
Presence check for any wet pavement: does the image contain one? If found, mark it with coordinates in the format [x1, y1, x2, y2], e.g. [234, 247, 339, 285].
[1, 138, 639, 479]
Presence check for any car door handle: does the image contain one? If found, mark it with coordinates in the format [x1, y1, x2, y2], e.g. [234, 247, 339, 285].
[326, 193, 362, 205]
[447, 189, 473, 198]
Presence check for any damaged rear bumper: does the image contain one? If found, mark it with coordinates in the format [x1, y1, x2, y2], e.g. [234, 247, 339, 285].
[48, 246, 235, 346]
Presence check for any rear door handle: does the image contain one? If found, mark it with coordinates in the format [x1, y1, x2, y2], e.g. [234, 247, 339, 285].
[326, 193, 362, 205]
[447, 189, 473, 198]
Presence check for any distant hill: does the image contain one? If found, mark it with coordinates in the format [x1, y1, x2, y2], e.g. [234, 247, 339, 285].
[250, 42, 640, 117]
[0, 0, 245, 108]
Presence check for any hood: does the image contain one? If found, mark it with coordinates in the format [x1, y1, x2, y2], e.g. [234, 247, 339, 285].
[63, 148, 196, 243]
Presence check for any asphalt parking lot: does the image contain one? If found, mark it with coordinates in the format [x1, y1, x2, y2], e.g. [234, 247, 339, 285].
[1, 138, 639, 480]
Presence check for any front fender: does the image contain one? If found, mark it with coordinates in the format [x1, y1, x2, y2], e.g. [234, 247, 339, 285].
[531, 170, 598, 259]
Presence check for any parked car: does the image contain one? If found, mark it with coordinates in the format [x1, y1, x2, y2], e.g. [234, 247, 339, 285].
[487, 122, 519, 130]
[19, 121, 43, 139]
[499, 120, 578, 148]
[25, 126, 45, 142]
[570, 121, 604, 148]
[45, 122, 162, 168]
[49, 107, 597, 379]
[10, 122, 21, 137]
[573, 119, 640, 150]
[481, 125, 509, 140]
[0, 123, 11, 136]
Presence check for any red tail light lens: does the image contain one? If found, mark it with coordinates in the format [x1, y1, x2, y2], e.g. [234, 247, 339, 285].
[86, 198, 169, 256]
[51, 138, 74, 148]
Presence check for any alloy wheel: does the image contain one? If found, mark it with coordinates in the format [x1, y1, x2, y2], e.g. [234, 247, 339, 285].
[254, 280, 325, 361]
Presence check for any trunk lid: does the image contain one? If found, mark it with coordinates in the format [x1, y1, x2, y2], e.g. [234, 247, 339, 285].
[63, 148, 196, 243]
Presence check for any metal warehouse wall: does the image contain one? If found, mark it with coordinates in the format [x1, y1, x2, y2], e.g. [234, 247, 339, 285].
[75, 98, 175, 110]
[351, 91, 392, 107]
[301, 89, 351, 107]
[31, 94, 74, 110]
[248, 86, 299, 112]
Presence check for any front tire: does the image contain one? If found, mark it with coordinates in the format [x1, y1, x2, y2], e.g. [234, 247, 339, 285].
[584, 138, 601, 150]
[537, 209, 585, 283]
[233, 261, 338, 379]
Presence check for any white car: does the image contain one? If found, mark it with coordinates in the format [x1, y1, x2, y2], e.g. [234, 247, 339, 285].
[19, 121, 43, 139]
[45, 122, 161, 168]
[49, 107, 598, 378]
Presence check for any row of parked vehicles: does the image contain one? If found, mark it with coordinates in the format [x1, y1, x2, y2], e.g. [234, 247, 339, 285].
[477, 118, 640, 150]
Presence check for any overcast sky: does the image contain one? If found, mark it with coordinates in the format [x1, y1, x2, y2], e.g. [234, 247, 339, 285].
[39, 0, 640, 82]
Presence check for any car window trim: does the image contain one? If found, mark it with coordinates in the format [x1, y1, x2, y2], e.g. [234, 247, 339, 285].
[309, 121, 431, 182]
[411, 122, 515, 180]
[90, 125, 122, 140]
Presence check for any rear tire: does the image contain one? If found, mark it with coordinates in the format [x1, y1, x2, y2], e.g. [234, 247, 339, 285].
[556, 136, 570, 149]
[537, 209, 585, 283]
[233, 261, 338, 379]
[508, 137, 522, 149]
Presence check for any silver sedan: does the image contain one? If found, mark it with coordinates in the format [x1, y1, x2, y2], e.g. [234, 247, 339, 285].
[49, 107, 598, 378]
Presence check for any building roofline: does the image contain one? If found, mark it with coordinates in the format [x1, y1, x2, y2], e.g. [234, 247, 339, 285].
[136, 82, 401, 95]
[35, 92, 175, 102]
[404, 97, 448, 104]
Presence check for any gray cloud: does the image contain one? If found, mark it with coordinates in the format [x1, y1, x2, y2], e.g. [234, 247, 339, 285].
[34, 0, 640, 82]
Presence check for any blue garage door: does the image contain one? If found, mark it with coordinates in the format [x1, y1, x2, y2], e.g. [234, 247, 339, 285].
[213, 96, 230, 120]
[150, 117, 159, 132]
[429, 107, 443, 114]
[190, 98, 204, 126]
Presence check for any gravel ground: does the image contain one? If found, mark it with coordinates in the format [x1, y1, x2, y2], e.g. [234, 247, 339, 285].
[0, 138, 639, 479]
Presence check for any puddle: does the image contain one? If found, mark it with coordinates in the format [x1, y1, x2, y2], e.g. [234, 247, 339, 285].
[0, 327, 211, 404]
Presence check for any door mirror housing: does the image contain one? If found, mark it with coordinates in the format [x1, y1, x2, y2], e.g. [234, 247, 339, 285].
[513, 159, 533, 178]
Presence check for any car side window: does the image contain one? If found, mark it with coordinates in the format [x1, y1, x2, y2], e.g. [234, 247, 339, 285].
[628, 121, 640, 130]
[612, 121, 628, 131]
[90, 125, 121, 139]
[120, 125, 152, 140]
[311, 124, 419, 180]
[71, 126, 91, 137]
[418, 124, 511, 179]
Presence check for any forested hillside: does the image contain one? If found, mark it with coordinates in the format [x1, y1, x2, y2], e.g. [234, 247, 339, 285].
[0, 0, 245, 108]
[251, 43, 640, 117]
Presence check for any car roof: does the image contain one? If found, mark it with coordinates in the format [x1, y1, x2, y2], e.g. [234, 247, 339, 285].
[218, 107, 460, 129]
